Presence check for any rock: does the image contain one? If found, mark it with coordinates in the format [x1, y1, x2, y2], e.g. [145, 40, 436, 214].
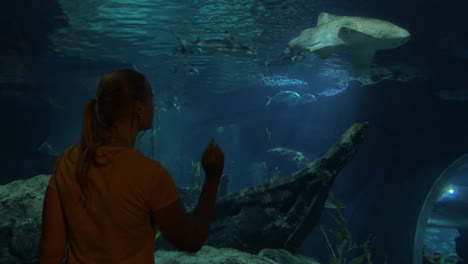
[154, 246, 319, 264]
[265, 147, 314, 177]
[158, 122, 368, 253]
[0, 122, 368, 263]
[0, 174, 49, 263]
[258, 248, 320, 264]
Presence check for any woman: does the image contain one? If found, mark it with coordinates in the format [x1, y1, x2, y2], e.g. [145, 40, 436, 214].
[38, 69, 224, 264]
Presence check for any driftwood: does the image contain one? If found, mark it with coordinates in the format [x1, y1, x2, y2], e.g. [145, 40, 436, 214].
[159, 122, 368, 253]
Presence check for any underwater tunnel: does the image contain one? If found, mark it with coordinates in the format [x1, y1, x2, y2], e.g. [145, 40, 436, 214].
[413, 154, 468, 264]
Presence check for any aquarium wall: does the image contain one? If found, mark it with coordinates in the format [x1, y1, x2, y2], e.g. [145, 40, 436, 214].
[1, 0, 468, 263]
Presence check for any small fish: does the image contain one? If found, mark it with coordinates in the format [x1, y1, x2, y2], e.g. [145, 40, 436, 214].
[171, 30, 257, 58]
[266, 91, 301, 106]
[266, 91, 317, 106]
[318, 82, 349, 97]
[319, 88, 344, 97]
[301, 93, 317, 103]
[170, 64, 200, 77]
[265, 49, 305, 73]
[185, 66, 199, 76]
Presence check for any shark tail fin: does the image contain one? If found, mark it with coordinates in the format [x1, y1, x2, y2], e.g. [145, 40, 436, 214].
[317, 12, 339, 26]
[337, 27, 377, 70]
[265, 96, 272, 106]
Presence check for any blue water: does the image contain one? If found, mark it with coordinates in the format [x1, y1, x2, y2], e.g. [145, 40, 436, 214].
[1, 0, 468, 264]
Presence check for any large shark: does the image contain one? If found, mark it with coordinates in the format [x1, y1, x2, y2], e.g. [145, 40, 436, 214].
[288, 12, 411, 70]
[171, 30, 257, 58]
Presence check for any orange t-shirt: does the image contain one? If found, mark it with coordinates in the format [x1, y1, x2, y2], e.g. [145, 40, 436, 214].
[48, 144, 180, 264]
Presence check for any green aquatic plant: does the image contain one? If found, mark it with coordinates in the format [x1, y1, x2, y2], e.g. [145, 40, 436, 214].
[154, 230, 161, 241]
[320, 192, 378, 264]
[192, 160, 201, 181]
[186, 160, 202, 208]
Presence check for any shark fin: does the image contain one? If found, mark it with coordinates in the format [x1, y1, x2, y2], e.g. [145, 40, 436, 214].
[288, 28, 317, 55]
[338, 26, 379, 69]
[299, 27, 316, 36]
[338, 26, 378, 45]
[350, 48, 376, 70]
[317, 12, 339, 26]
[265, 96, 272, 106]
[314, 46, 334, 59]
[305, 41, 326, 52]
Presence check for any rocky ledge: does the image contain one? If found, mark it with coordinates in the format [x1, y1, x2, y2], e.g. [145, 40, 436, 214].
[0, 122, 368, 263]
